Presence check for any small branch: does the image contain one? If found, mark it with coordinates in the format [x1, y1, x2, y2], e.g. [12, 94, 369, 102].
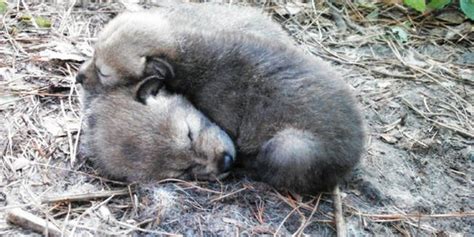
[7, 208, 64, 237]
[211, 187, 247, 203]
[327, 2, 347, 32]
[333, 186, 346, 237]
[41, 189, 131, 204]
[371, 68, 416, 79]
[357, 211, 474, 221]
[294, 193, 322, 236]
[401, 98, 474, 138]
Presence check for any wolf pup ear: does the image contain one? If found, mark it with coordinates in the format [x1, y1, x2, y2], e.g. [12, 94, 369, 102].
[135, 76, 165, 105]
[145, 57, 175, 80]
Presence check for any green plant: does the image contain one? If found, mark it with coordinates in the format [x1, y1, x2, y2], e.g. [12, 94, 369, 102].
[403, 0, 474, 20]
[20, 14, 52, 28]
[460, 0, 474, 20]
[34, 16, 52, 28]
[0, 0, 7, 14]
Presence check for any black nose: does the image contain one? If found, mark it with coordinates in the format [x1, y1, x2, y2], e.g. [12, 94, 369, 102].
[220, 153, 234, 173]
[76, 73, 86, 84]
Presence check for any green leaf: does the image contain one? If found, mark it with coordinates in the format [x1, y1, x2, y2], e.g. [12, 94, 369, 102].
[460, 0, 474, 20]
[0, 0, 7, 15]
[428, 0, 451, 9]
[356, 0, 377, 9]
[20, 14, 32, 21]
[391, 26, 409, 43]
[34, 16, 51, 28]
[366, 9, 379, 20]
[404, 0, 427, 12]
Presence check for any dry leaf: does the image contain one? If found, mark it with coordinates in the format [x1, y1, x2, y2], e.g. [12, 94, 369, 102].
[12, 157, 30, 171]
[380, 133, 398, 144]
[38, 41, 86, 62]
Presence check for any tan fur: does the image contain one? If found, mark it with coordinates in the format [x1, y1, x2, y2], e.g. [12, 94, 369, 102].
[79, 80, 236, 182]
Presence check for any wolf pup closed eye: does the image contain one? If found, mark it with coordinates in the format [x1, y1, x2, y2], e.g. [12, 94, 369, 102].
[79, 76, 236, 182]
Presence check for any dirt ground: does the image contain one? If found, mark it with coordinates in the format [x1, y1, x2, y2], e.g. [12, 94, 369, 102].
[0, 1, 472, 236]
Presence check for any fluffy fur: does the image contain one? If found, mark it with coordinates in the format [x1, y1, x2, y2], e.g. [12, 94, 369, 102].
[78, 5, 366, 193]
[77, 3, 293, 89]
[79, 78, 236, 182]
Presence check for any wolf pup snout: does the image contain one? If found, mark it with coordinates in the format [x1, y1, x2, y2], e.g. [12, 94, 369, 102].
[75, 73, 86, 84]
[219, 153, 234, 173]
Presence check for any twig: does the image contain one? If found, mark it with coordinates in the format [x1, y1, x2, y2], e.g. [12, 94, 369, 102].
[113, 219, 182, 236]
[3, 90, 75, 97]
[274, 204, 300, 236]
[70, 194, 115, 235]
[327, 1, 347, 32]
[211, 187, 247, 203]
[157, 178, 223, 194]
[356, 211, 474, 221]
[294, 193, 322, 236]
[41, 189, 131, 204]
[401, 98, 474, 138]
[333, 186, 346, 237]
[371, 68, 416, 79]
[28, 161, 128, 185]
[6, 208, 64, 237]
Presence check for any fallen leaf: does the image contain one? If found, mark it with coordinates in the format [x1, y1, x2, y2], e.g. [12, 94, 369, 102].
[0, 95, 19, 106]
[404, 0, 426, 12]
[461, 0, 474, 20]
[428, 0, 451, 10]
[38, 41, 86, 62]
[436, 10, 466, 24]
[34, 16, 52, 28]
[377, 80, 392, 88]
[0, 0, 7, 15]
[273, 2, 304, 16]
[380, 133, 398, 144]
[12, 157, 30, 171]
[39, 49, 85, 61]
[405, 51, 428, 67]
[43, 117, 63, 136]
[391, 26, 409, 43]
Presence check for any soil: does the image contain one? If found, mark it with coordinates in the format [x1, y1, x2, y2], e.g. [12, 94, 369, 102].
[0, 1, 472, 236]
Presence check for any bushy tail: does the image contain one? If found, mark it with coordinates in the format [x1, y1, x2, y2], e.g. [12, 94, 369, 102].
[252, 128, 359, 194]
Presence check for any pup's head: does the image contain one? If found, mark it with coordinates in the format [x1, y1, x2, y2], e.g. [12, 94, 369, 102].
[80, 76, 236, 182]
[76, 11, 175, 92]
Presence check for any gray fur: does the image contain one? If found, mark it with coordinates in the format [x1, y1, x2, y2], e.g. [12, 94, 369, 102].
[80, 80, 236, 182]
[159, 33, 366, 193]
[78, 5, 366, 193]
[77, 3, 292, 89]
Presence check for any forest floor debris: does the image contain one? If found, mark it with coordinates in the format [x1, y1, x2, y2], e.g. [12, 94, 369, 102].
[0, 1, 472, 236]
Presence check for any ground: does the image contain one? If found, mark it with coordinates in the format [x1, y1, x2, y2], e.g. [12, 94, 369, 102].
[0, 1, 472, 236]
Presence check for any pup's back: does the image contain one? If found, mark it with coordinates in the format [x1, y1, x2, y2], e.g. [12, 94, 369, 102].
[159, 3, 293, 44]
[165, 33, 366, 192]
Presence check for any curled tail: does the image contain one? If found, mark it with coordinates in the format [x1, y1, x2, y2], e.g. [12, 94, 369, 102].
[253, 128, 362, 194]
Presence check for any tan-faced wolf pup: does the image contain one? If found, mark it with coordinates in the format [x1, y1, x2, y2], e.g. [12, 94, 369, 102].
[79, 76, 236, 182]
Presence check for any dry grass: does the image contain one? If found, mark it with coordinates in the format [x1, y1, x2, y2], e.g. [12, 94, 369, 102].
[0, 0, 472, 236]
